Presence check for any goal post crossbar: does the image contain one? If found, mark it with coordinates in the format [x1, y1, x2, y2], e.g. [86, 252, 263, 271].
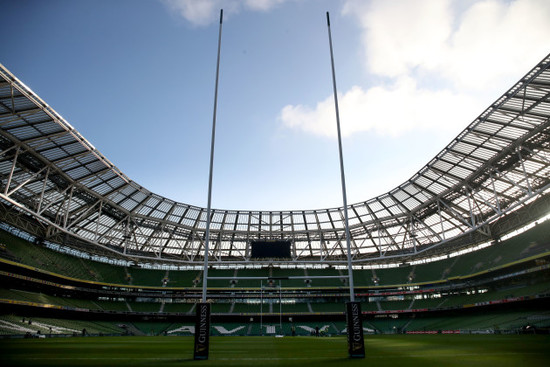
[206, 275, 346, 280]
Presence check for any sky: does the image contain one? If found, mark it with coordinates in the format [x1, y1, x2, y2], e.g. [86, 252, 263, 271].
[1, 0, 549, 212]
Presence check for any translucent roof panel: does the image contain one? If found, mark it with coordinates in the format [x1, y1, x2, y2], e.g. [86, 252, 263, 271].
[0, 53, 549, 264]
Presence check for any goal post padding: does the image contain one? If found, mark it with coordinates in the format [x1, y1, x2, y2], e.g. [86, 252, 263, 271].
[193, 303, 211, 360]
[346, 301, 365, 358]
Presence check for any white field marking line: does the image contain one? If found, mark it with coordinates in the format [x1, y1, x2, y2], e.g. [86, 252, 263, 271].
[17, 352, 545, 361]
[214, 352, 545, 360]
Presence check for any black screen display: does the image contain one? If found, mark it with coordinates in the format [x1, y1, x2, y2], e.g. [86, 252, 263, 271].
[250, 240, 292, 258]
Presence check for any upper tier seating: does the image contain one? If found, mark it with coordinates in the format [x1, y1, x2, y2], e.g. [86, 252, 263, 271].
[0, 218, 548, 290]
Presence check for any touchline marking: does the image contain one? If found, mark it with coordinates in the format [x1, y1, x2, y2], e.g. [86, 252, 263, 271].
[18, 352, 545, 361]
[213, 352, 545, 360]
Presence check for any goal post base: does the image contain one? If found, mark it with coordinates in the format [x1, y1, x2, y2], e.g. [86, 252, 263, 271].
[346, 301, 365, 358]
[193, 302, 211, 360]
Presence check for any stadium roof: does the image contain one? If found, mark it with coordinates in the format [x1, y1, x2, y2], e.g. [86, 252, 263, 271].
[0, 53, 549, 265]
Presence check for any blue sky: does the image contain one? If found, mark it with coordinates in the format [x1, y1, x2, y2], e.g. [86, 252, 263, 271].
[1, 0, 549, 211]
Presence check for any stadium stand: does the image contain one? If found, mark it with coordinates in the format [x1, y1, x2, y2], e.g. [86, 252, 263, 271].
[0, 315, 123, 336]
[0, 55, 550, 341]
[352, 268, 377, 287]
[306, 268, 345, 287]
[233, 268, 269, 287]
[165, 269, 201, 287]
[270, 267, 308, 287]
[126, 268, 166, 287]
[210, 302, 231, 313]
[207, 269, 236, 288]
[95, 300, 131, 312]
[309, 301, 344, 313]
[162, 302, 194, 314]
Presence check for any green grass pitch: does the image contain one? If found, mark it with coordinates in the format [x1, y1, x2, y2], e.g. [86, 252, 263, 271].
[1, 335, 549, 366]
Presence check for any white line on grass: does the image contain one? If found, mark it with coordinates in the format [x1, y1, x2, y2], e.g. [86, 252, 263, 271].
[17, 352, 545, 361]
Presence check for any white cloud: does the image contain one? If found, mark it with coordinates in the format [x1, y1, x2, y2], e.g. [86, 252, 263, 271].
[161, 0, 237, 26]
[161, 0, 291, 26]
[281, 78, 480, 138]
[245, 0, 287, 12]
[343, 0, 454, 78]
[444, 0, 550, 90]
[282, 0, 550, 138]
[343, 0, 550, 89]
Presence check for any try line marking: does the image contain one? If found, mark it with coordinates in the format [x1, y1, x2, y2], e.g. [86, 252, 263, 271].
[16, 352, 545, 361]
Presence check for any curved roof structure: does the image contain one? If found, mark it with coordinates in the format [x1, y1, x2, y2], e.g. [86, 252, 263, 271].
[1, 53, 549, 265]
